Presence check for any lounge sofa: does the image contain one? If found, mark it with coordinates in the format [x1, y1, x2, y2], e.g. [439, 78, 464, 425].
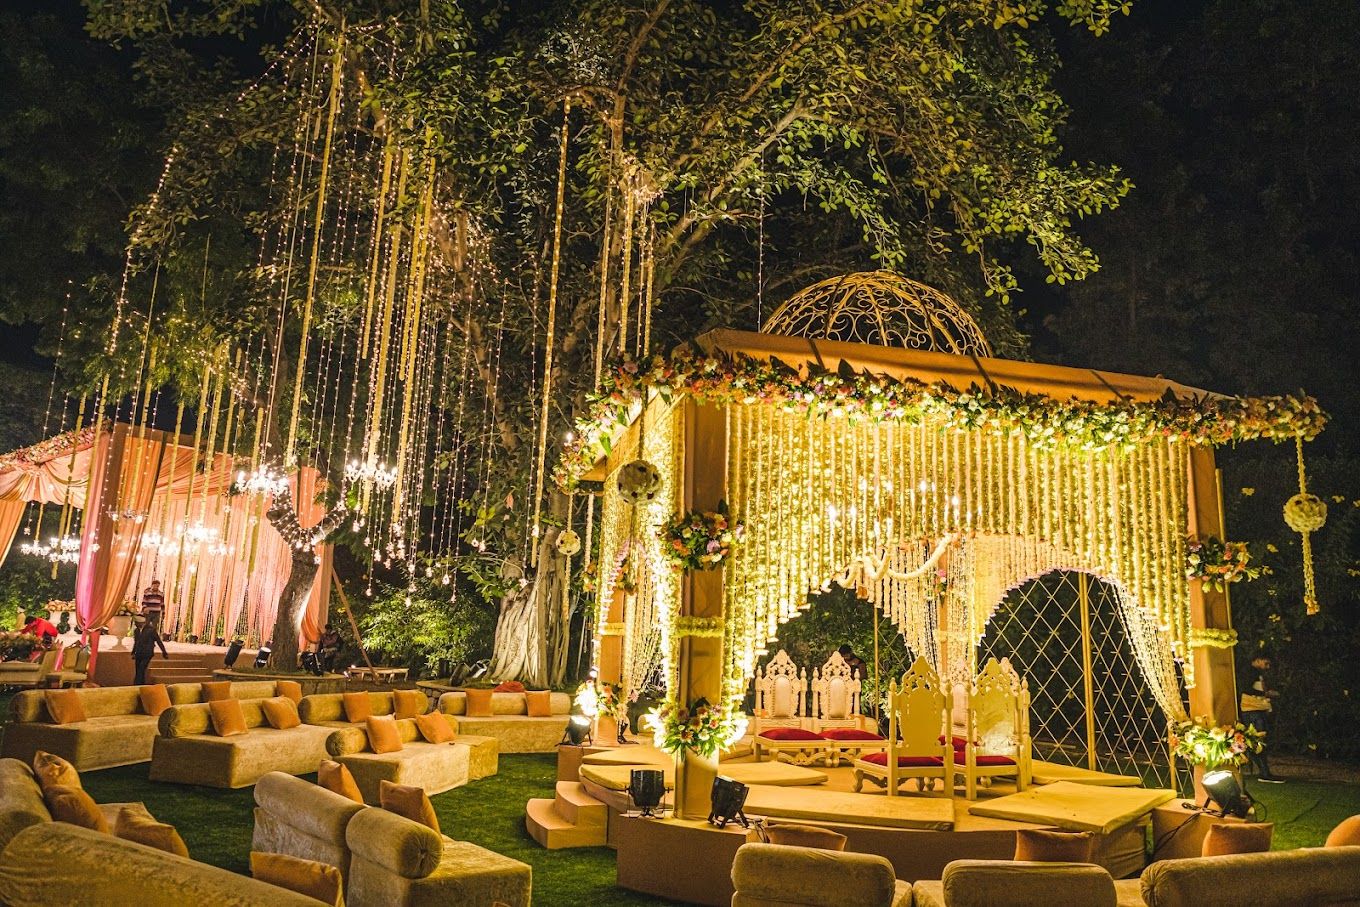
[325, 717, 471, 804]
[730, 842, 912, 907]
[150, 696, 334, 788]
[437, 690, 571, 753]
[2, 683, 201, 770]
[0, 757, 164, 854]
[0, 821, 329, 907]
[912, 859, 1120, 907]
[299, 691, 418, 728]
[252, 770, 366, 877]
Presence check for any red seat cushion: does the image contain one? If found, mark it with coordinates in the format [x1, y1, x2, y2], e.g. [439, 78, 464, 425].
[758, 727, 825, 742]
[821, 728, 885, 742]
[939, 734, 969, 751]
[972, 754, 1017, 766]
[860, 752, 943, 767]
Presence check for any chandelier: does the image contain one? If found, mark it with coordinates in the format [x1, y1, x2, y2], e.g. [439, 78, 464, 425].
[344, 458, 397, 490]
[20, 535, 84, 565]
[235, 463, 291, 497]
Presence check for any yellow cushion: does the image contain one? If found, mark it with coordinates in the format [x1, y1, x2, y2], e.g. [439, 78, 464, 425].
[464, 688, 494, 718]
[43, 690, 87, 725]
[343, 691, 372, 723]
[414, 711, 455, 744]
[379, 780, 440, 835]
[762, 823, 847, 851]
[393, 689, 426, 720]
[201, 680, 232, 701]
[1014, 828, 1094, 862]
[318, 760, 365, 804]
[967, 781, 1176, 834]
[1202, 822, 1273, 856]
[251, 851, 345, 907]
[209, 698, 248, 736]
[43, 785, 108, 833]
[277, 680, 303, 703]
[366, 715, 403, 754]
[114, 805, 189, 858]
[32, 751, 81, 791]
[139, 683, 172, 717]
[262, 696, 302, 730]
[525, 690, 552, 718]
[1326, 815, 1360, 847]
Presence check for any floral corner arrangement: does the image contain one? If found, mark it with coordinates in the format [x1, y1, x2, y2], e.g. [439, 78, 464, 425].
[645, 697, 747, 760]
[1185, 535, 1262, 591]
[114, 602, 140, 617]
[659, 503, 745, 571]
[0, 629, 40, 662]
[1171, 717, 1265, 769]
[574, 677, 624, 721]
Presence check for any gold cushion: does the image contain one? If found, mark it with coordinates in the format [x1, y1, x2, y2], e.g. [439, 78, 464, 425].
[525, 690, 552, 718]
[343, 691, 372, 723]
[209, 698, 248, 736]
[114, 805, 189, 858]
[762, 823, 847, 851]
[277, 680, 303, 703]
[251, 851, 345, 907]
[379, 780, 440, 834]
[43, 690, 87, 725]
[366, 715, 403, 754]
[1326, 815, 1360, 847]
[139, 684, 172, 717]
[262, 696, 302, 730]
[464, 688, 494, 718]
[1202, 821, 1273, 856]
[393, 689, 426, 720]
[318, 760, 365, 804]
[1014, 828, 1095, 862]
[414, 711, 455, 744]
[32, 751, 81, 791]
[43, 785, 108, 833]
[201, 680, 232, 702]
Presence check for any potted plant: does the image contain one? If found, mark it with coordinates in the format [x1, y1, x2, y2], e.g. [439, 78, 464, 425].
[644, 697, 747, 818]
[107, 602, 139, 649]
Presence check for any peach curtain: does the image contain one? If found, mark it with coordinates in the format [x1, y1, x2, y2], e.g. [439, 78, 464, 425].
[0, 500, 26, 570]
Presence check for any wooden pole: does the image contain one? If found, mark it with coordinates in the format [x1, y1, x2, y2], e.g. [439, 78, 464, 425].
[1186, 448, 1238, 725]
[1078, 572, 1098, 771]
[330, 567, 376, 675]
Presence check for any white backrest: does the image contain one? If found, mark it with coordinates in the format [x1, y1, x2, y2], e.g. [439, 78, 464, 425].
[811, 651, 861, 721]
[888, 656, 949, 756]
[969, 658, 1021, 753]
[755, 649, 805, 718]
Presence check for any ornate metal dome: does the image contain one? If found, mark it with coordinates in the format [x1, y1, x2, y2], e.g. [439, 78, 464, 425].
[760, 271, 992, 356]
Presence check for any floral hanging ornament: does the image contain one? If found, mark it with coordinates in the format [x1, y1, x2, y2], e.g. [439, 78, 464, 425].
[617, 459, 663, 505]
[1185, 534, 1261, 592]
[555, 528, 582, 558]
[660, 503, 744, 571]
[1287, 435, 1324, 614]
[1283, 493, 1327, 533]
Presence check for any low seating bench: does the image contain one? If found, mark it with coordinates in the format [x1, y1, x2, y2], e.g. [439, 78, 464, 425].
[152, 699, 333, 789]
[326, 718, 473, 804]
[437, 690, 572, 754]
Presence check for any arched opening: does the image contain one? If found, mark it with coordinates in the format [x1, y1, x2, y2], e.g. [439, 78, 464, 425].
[979, 570, 1179, 786]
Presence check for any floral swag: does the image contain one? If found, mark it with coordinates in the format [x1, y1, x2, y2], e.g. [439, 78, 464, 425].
[659, 504, 744, 571]
[1185, 535, 1262, 592]
[1171, 717, 1265, 769]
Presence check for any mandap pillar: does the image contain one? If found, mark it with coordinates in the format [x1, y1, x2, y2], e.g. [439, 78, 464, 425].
[596, 582, 628, 742]
[1186, 446, 1239, 725]
[675, 400, 728, 818]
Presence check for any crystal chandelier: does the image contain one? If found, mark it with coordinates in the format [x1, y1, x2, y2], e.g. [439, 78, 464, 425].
[235, 463, 291, 497]
[344, 459, 397, 490]
[20, 535, 84, 565]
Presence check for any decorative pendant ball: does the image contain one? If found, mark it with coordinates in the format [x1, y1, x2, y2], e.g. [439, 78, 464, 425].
[617, 459, 662, 504]
[1283, 493, 1327, 534]
[555, 529, 582, 557]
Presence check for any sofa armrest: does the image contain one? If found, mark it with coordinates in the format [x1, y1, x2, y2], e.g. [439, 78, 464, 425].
[253, 771, 363, 844]
[731, 843, 898, 905]
[345, 804, 443, 879]
[942, 860, 1115, 907]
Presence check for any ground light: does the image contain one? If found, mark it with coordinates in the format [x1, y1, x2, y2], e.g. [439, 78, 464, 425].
[628, 769, 666, 818]
[709, 775, 750, 828]
[561, 715, 592, 746]
[1203, 769, 1253, 818]
[253, 643, 272, 669]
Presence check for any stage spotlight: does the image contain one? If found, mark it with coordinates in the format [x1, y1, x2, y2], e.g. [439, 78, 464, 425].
[223, 638, 245, 669]
[709, 775, 750, 829]
[214, 637, 226, 647]
[560, 715, 593, 747]
[300, 651, 324, 676]
[629, 769, 666, 818]
[1202, 769, 1252, 818]
[253, 642, 273, 669]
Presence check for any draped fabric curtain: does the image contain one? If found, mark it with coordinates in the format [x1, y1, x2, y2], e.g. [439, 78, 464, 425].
[296, 462, 334, 648]
[0, 442, 98, 567]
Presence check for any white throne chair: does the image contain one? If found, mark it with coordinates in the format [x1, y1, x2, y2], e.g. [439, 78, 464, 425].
[957, 657, 1033, 800]
[752, 649, 825, 763]
[852, 656, 953, 796]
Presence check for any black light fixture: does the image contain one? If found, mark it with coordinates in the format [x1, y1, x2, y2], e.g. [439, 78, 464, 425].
[213, 637, 226, 647]
[223, 638, 245, 669]
[300, 651, 324, 676]
[629, 769, 666, 818]
[560, 715, 593, 747]
[253, 642, 273, 670]
[1202, 769, 1252, 818]
[709, 775, 750, 829]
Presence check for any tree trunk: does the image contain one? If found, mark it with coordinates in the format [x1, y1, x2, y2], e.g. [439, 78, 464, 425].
[269, 552, 320, 671]
[488, 530, 573, 687]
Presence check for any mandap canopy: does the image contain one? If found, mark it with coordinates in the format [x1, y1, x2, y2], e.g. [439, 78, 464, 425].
[558, 284, 1325, 814]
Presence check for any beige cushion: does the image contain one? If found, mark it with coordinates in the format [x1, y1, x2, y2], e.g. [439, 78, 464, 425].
[731, 842, 898, 906]
[114, 805, 189, 858]
[251, 851, 344, 906]
[1201, 822, 1273, 856]
[756, 823, 848, 851]
[32, 751, 80, 791]
[1015, 828, 1095, 862]
[1141, 847, 1360, 906]
[942, 859, 1116, 907]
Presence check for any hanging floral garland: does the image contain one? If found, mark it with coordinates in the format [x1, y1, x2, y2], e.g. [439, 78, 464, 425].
[1188, 627, 1239, 649]
[1185, 535, 1261, 592]
[659, 505, 744, 571]
[554, 350, 1327, 490]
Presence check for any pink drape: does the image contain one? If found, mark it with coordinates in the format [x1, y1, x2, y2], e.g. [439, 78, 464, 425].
[0, 500, 26, 571]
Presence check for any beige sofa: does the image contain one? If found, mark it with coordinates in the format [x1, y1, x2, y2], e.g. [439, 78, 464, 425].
[912, 859, 1119, 907]
[252, 770, 366, 877]
[2, 683, 202, 770]
[731, 842, 912, 907]
[0, 821, 329, 907]
[299, 691, 419, 728]
[150, 696, 334, 788]
[0, 757, 163, 855]
[437, 690, 571, 753]
[325, 717, 471, 804]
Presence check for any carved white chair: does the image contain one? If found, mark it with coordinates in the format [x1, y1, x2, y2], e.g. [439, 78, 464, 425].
[956, 657, 1032, 800]
[811, 651, 885, 765]
[752, 649, 825, 763]
[852, 656, 954, 796]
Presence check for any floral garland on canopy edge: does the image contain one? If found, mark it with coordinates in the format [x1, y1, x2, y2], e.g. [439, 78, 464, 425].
[554, 350, 1327, 491]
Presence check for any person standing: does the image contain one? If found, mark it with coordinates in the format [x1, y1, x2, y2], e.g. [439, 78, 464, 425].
[132, 616, 169, 686]
[140, 580, 166, 624]
[837, 644, 867, 679]
[1240, 651, 1284, 783]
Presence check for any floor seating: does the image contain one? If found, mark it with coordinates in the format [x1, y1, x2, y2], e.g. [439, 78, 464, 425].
[0, 756, 163, 853]
[853, 656, 954, 796]
[326, 717, 472, 804]
[913, 859, 1119, 907]
[2, 682, 201, 770]
[150, 696, 333, 788]
[437, 690, 571, 753]
[298, 690, 425, 728]
[252, 771, 366, 878]
[956, 658, 1032, 799]
[730, 841, 912, 907]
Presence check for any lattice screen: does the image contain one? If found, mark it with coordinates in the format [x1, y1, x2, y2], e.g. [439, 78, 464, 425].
[979, 571, 1180, 788]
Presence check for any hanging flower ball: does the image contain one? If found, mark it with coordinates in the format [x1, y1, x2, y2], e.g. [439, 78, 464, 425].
[1284, 493, 1327, 534]
[617, 459, 662, 504]
[555, 529, 582, 557]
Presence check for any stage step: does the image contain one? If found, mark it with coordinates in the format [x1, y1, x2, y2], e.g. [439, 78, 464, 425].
[554, 781, 607, 827]
[525, 798, 607, 849]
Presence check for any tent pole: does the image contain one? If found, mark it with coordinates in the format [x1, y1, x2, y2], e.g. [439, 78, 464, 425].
[330, 567, 376, 675]
[1079, 573, 1098, 771]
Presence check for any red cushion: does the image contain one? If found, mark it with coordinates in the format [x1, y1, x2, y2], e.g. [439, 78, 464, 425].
[860, 752, 943, 767]
[939, 734, 969, 751]
[758, 727, 825, 742]
[820, 728, 885, 741]
[972, 754, 1016, 766]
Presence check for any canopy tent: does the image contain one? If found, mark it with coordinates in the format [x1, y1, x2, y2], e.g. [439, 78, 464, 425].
[0, 422, 331, 649]
[562, 318, 1324, 817]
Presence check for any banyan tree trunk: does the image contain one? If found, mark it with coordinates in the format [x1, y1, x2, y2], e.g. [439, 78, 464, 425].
[268, 553, 320, 671]
[487, 531, 572, 687]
